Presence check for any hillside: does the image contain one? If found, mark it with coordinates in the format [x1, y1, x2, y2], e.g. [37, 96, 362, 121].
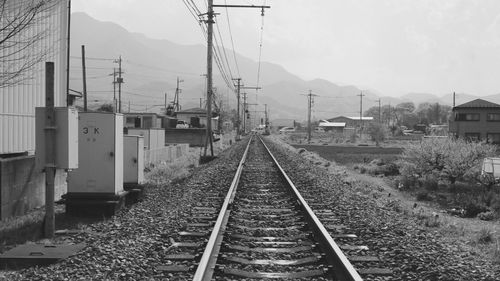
[69, 12, 500, 121]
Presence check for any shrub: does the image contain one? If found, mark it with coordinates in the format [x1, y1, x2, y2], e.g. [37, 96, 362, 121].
[383, 163, 400, 176]
[494, 240, 500, 264]
[419, 175, 439, 191]
[416, 191, 431, 201]
[396, 176, 416, 190]
[477, 211, 496, 221]
[463, 201, 489, 218]
[491, 196, 500, 214]
[398, 138, 496, 185]
[414, 208, 441, 227]
[476, 228, 494, 244]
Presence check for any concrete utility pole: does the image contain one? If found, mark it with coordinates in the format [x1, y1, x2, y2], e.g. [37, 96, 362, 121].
[358, 91, 365, 137]
[264, 103, 268, 128]
[204, 0, 215, 157]
[376, 98, 381, 124]
[303, 90, 317, 142]
[113, 68, 117, 112]
[44, 62, 56, 238]
[202, 2, 269, 153]
[66, 0, 71, 106]
[242, 92, 247, 134]
[174, 77, 183, 112]
[114, 56, 124, 113]
[81, 45, 87, 112]
[232, 78, 242, 136]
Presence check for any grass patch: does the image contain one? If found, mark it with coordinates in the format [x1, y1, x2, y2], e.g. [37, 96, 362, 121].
[476, 227, 495, 244]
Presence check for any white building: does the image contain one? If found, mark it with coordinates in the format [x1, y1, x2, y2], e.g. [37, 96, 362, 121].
[0, 0, 69, 155]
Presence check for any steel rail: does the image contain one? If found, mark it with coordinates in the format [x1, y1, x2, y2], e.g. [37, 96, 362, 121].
[192, 135, 253, 281]
[258, 136, 363, 281]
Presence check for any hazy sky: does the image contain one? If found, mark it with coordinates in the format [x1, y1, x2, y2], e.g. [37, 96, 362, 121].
[72, 0, 500, 97]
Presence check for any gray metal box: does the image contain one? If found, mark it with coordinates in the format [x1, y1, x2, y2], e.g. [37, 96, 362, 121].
[127, 128, 165, 150]
[68, 112, 123, 194]
[35, 107, 79, 170]
[123, 135, 144, 184]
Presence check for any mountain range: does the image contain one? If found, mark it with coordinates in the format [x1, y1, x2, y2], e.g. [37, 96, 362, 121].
[69, 13, 500, 121]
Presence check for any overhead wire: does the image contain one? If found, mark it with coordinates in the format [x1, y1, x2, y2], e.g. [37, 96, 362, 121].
[215, 19, 234, 84]
[224, 0, 241, 78]
[256, 0, 266, 90]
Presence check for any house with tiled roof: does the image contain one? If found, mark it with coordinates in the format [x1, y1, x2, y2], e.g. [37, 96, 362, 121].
[449, 98, 500, 143]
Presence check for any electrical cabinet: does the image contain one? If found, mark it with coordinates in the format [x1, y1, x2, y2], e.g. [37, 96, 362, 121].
[68, 112, 123, 194]
[127, 128, 165, 150]
[35, 107, 79, 170]
[123, 135, 144, 184]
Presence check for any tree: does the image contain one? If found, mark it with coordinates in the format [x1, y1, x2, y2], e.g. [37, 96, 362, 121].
[367, 123, 387, 146]
[96, 103, 114, 113]
[1, 0, 60, 87]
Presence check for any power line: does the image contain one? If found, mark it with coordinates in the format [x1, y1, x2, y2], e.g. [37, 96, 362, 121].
[256, 0, 266, 89]
[224, 0, 241, 78]
[215, 19, 234, 82]
[70, 56, 115, 61]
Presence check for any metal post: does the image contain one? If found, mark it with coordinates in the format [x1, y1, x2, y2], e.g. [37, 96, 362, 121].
[44, 62, 56, 238]
[81, 45, 87, 112]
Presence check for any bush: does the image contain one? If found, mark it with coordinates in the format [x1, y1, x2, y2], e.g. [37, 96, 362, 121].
[419, 175, 439, 191]
[414, 208, 441, 227]
[477, 228, 494, 244]
[477, 211, 496, 221]
[463, 201, 489, 218]
[416, 191, 432, 201]
[396, 176, 416, 190]
[398, 138, 496, 185]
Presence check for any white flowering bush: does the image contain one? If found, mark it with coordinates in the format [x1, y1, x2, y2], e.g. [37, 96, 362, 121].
[398, 137, 496, 185]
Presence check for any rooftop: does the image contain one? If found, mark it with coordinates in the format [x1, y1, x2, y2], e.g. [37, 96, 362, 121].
[454, 98, 500, 109]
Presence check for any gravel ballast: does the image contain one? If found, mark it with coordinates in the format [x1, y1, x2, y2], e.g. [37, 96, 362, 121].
[2, 136, 499, 280]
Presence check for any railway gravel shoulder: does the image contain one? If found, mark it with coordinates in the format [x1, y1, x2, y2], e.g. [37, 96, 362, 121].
[265, 136, 500, 281]
[1, 140, 248, 281]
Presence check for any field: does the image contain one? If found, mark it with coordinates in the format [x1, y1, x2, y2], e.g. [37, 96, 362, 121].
[292, 144, 402, 167]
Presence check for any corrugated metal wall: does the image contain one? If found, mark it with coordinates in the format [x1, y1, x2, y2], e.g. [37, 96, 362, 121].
[0, 0, 68, 154]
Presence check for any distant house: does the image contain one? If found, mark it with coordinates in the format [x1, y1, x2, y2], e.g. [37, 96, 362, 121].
[272, 118, 297, 129]
[123, 113, 162, 128]
[176, 108, 218, 130]
[318, 120, 345, 133]
[449, 98, 500, 143]
[327, 116, 374, 128]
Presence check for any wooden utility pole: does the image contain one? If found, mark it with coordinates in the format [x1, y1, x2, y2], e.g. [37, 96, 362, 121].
[44, 62, 56, 238]
[81, 45, 87, 112]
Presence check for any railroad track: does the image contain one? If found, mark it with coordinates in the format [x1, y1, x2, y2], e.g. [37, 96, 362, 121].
[160, 135, 391, 280]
